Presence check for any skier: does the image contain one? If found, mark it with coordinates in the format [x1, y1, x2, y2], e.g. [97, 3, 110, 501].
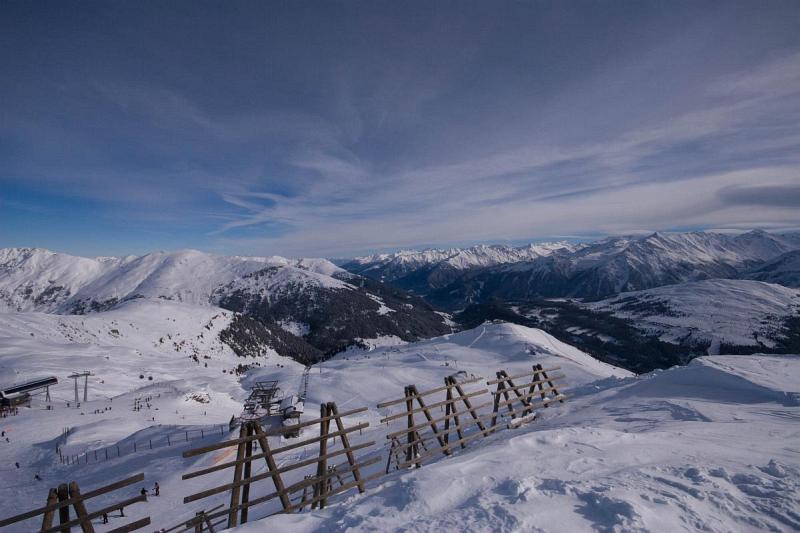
[154, 482, 160, 496]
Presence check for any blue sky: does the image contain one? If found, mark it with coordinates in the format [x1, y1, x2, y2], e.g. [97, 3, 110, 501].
[1, 1, 799, 258]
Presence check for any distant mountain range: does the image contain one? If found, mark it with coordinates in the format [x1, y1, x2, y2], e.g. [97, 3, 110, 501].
[341, 230, 800, 370]
[3, 229, 799, 371]
[343, 230, 800, 307]
[0, 248, 450, 361]
[342, 242, 578, 294]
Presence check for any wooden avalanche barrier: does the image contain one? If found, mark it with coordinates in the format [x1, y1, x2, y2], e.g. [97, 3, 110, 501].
[161, 504, 226, 533]
[0, 473, 151, 533]
[378, 374, 496, 472]
[180, 402, 381, 528]
[488, 364, 567, 427]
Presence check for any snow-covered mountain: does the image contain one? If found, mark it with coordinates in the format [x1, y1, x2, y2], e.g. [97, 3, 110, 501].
[425, 230, 800, 307]
[343, 242, 578, 293]
[746, 249, 800, 288]
[587, 279, 800, 354]
[0, 247, 343, 313]
[0, 248, 450, 360]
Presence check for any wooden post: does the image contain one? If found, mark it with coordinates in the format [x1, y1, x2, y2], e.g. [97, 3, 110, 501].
[404, 387, 420, 467]
[538, 364, 562, 402]
[68, 481, 95, 533]
[491, 371, 504, 427]
[328, 402, 365, 493]
[227, 424, 247, 528]
[453, 380, 488, 435]
[445, 377, 465, 448]
[443, 384, 452, 444]
[203, 512, 217, 533]
[407, 386, 448, 454]
[41, 488, 58, 531]
[254, 422, 292, 511]
[240, 423, 253, 524]
[313, 403, 330, 508]
[57, 484, 70, 533]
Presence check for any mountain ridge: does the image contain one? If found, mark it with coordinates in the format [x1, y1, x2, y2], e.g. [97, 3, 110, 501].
[0, 247, 450, 362]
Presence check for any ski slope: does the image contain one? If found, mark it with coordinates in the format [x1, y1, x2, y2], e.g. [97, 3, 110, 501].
[240, 354, 800, 533]
[1, 318, 798, 532]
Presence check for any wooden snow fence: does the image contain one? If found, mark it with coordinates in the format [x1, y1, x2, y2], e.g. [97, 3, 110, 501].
[180, 402, 381, 529]
[488, 364, 567, 428]
[161, 504, 226, 533]
[0, 473, 151, 533]
[378, 374, 497, 472]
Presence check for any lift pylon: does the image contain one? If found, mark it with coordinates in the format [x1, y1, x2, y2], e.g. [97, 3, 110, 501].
[67, 371, 94, 405]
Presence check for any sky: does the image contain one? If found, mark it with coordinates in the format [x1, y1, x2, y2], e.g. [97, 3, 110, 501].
[1, 1, 800, 258]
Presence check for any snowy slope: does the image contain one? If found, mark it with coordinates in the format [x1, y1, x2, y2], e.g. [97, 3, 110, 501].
[587, 279, 800, 353]
[1, 320, 798, 532]
[245, 354, 800, 533]
[0, 299, 301, 400]
[0, 322, 626, 531]
[0, 247, 347, 313]
[0, 248, 451, 358]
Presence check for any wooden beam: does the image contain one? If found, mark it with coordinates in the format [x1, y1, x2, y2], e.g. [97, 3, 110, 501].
[214, 469, 385, 522]
[390, 413, 497, 454]
[227, 424, 247, 528]
[451, 380, 489, 435]
[41, 495, 147, 533]
[253, 422, 292, 511]
[328, 402, 365, 493]
[198, 456, 382, 524]
[182, 407, 368, 457]
[0, 473, 145, 528]
[183, 441, 376, 504]
[494, 392, 568, 412]
[57, 484, 70, 533]
[447, 384, 465, 449]
[486, 366, 561, 385]
[408, 386, 449, 454]
[376, 376, 482, 408]
[41, 489, 58, 531]
[182, 422, 370, 480]
[493, 374, 565, 395]
[314, 404, 330, 509]
[105, 517, 152, 533]
[380, 388, 489, 423]
[67, 482, 94, 533]
[395, 429, 490, 469]
[240, 427, 253, 524]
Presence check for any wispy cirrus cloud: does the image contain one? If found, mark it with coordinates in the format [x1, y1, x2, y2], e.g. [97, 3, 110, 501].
[2, 2, 799, 257]
[212, 48, 800, 256]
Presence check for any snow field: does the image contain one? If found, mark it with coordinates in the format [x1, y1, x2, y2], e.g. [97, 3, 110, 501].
[0, 310, 798, 532]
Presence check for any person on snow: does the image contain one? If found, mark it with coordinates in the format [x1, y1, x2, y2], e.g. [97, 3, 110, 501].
[154, 482, 160, 496]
